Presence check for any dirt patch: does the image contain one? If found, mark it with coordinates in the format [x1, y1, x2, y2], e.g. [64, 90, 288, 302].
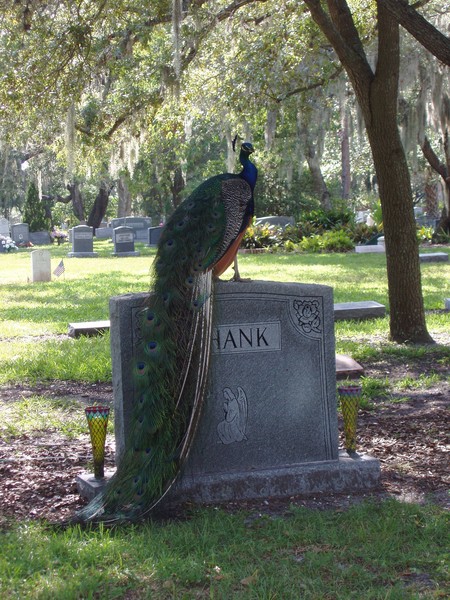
[0, 351, 448, 525]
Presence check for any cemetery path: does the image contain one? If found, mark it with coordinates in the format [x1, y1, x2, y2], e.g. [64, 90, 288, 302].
[0, 351, 448, 524]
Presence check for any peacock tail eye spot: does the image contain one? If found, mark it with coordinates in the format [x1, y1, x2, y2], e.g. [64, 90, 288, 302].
[145, 448, 151, 454]
[146, 311, 155, 322]
[166, 239, 175, 249]
[136, 361, 147, 376]
[186, 201, 195, 210]
[146, 341, 158, 354]
[207, 223, 215, 231]
[185, 276, 194, 287]
[138, 415, 144, 424]
[212, 210, 221, 219]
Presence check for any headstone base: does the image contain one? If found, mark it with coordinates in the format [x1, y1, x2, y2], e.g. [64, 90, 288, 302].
[112, 251, 140, 257]
[355, 245, 385, 253]
[419, 252, 449, 263]
[76, 471, 116, 502]
[77, 451, 380, 504]
[68, 252, 98, 258]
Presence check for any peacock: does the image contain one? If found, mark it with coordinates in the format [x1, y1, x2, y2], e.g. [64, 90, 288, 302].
[72, 141, 257, 524]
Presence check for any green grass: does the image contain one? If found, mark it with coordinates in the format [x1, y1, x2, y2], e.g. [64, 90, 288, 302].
[0, 395, 113, 440]
[0, 501, 448, 599]
[0, 244, 449, 598]
[0, 244, 449, 385]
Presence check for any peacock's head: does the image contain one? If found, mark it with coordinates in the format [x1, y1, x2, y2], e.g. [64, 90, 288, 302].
[241, 142, 254, 155]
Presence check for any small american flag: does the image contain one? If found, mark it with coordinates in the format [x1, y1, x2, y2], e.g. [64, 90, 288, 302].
[53, 259, 65, 277]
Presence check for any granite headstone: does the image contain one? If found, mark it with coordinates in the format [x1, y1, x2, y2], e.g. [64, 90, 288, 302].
[31, 249, 51, 282]
[11, 223, 30, 245]
[68, 225, 98, 257]
[147, 226, 163, 246]
[0, 217, 10, 237]
[108, 281, 380, 506]
[112, 226, 140, 256]
[111, 217, 151, 241]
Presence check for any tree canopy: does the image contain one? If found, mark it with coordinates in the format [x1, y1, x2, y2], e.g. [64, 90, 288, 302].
[0, 0, 449, 342]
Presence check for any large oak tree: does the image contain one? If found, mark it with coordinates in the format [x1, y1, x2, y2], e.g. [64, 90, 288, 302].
[301, 0, 449, 343]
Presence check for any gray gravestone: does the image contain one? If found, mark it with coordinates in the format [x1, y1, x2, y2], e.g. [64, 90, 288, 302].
[111, 217, 151, 241]
[255, 216, 295, 229]
[31, 249, 51, 282]
[108, 281, 380, 507]
[0, 218, 10, 237]
[95, 227, 113, 239]
[11, 223, 30, 245]
[147, 226, 164, 246]
[68, 225, 98, 257]
[29, 231, 52, 245]
[112, 226, 140, 256]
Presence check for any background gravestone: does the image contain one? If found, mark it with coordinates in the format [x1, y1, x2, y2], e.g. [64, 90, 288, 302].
[68, 225, 98, 257]
[147, 226, 163, 246]
[29, 231, 52, 245]
[111, 217, 151, 242]
[0, 217, 10, 237]
[109, 281, 380, 507]
[11, 223, 30, 245]
[31, 249, 51, 282]
[112, 226, 140, 256]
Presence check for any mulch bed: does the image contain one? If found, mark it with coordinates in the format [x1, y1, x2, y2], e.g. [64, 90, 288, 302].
[0, 356, 448, 525]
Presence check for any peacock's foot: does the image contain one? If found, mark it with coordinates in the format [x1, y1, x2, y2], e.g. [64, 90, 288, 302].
[229, 274, 251, 282]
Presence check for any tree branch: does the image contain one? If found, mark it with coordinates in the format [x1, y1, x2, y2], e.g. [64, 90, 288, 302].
[379, 0, 450, 66]
[421, 136, 448, 180]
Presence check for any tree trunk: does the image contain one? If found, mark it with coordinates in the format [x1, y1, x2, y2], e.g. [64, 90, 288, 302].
[305, 142, 332, 210]
[67, 182, 85, 221]
[87, 183, 111, 232]
[424, 169, 439, 219]
[117, 176, 132, 217]
[340, 103, 351, 199]
[364, 4, 432, 342]
[53, 182, 85, 221]
[171, 165, 185, 208]
[304, 0, 432, 343]
[420, 134, 450, 216]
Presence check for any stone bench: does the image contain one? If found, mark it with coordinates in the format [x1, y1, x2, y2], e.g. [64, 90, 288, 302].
[68, 320, 111, 338]
[419, 252, 449, 263]
[333, 301, 385, 320]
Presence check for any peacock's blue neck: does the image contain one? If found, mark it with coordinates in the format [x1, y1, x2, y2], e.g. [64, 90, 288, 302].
[239, 151, 258, 191]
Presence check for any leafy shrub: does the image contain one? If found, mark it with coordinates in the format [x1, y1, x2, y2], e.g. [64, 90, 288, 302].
[300, 230, 354, 253]
[298, 208, 355, 231]
[300, 235, 322, 252]
[350, 223, 381, 244]
[321, 230, 354, 252]
[417, 226, 434, 243]
[241, 222, 280, 249]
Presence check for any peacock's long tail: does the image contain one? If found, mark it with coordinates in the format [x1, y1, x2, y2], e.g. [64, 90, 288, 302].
[69, 142, 257, 525]
[72, 234, 215, 524]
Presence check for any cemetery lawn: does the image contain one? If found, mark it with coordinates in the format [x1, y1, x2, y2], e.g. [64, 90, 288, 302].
[0, 242, 449, 599]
